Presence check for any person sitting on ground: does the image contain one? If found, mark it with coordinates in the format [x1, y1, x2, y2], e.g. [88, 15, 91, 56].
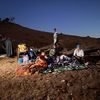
[49, 45, 56, 57]
[73, 43, 84, 64]
[60, 52, 71, 65]
[47, 43, 63, 68]
[22, 52, 29, 65]
[48, 43, 62, 65]
[29, 52, 48, 74]
[28, 47, 37, 62]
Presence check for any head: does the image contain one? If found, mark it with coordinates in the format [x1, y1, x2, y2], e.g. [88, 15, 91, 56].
[30, 47, 33, 51]
[0, 34, 6, 40]
[41, 52, 46, 56]
[76, 43, 81, 49]
[54, 28, 56, 32]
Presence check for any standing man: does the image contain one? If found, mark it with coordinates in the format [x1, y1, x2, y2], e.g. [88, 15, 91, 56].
[5, 37, 13, 57]
[53, 28, 58, 44]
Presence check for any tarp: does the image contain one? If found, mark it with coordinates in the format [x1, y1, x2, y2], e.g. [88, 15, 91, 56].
[42, 65, 87, 74]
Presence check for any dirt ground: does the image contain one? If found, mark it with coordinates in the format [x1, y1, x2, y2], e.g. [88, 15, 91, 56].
[0, 57, 100, 100]
[0, 21, 100, 100]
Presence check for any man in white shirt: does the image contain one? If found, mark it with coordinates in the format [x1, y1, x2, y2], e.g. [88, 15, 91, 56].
[73, 44, 84, 64]
[53, 28, 58, 44]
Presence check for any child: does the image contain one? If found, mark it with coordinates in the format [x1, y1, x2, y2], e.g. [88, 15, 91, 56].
[23, 52, 29, 65]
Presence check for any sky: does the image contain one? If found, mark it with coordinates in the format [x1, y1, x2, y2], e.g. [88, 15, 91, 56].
[0, 0, 100, 37]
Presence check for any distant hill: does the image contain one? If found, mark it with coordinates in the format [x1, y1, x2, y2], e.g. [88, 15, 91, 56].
[0, 21, 100, 49]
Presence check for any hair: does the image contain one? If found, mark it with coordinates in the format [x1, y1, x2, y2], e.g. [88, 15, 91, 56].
[75, 43, 81, 48]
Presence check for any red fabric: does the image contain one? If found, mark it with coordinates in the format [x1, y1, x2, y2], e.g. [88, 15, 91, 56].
[34, 59, 47, 68]
[16, 67, 30, 76]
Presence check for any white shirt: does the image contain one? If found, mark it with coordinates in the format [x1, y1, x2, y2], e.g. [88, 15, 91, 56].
[53, 32, 57, 39]
[73, 49, 84, 57]
[53, 32, 57, 44]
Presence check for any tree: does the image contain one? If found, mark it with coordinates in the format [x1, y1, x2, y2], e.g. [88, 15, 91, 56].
[2, 18, 10, 22]
[9, 17, 15, 22]
[1, 17, 15, 23]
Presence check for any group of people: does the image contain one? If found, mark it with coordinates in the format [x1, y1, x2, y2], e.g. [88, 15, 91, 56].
[0, 30, 87, 76]
[16, 28, 87, 75]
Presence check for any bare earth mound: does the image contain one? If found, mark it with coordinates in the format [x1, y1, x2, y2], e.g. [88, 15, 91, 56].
[0, 22, 100, 49]
[0, 22, 100, 100]
[0, 57, 100, 100]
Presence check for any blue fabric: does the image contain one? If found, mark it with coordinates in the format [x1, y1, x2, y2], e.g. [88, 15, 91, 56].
[76, 44, 80, 48]
[29, 50, 37, 60]
[18, 58, 23, 64]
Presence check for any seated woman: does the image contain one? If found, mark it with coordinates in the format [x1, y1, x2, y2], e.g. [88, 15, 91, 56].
[73, 43, 84, 64]
[29, 52, 48, 74]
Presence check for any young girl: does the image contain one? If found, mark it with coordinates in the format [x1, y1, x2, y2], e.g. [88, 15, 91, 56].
[23, 52, 29, 65]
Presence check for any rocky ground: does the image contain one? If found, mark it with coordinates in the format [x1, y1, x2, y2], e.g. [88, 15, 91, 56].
[0, 57, 100, 100]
